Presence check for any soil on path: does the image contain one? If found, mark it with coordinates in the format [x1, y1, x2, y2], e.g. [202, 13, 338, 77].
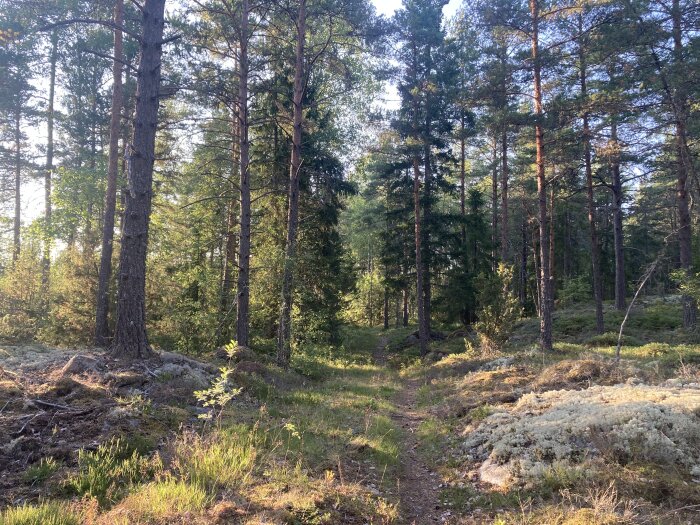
[373, 336, 444, 525]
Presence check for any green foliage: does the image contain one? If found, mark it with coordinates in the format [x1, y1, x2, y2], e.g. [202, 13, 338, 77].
[40, 248, 97, 346]
[0, 240, 42, 342]
[0, 501, 80, 525]
[194, 366, 242, 423]
[559, 276, 592, 305]
[66, 436, 162, 505]
[474, 264, 522, 351]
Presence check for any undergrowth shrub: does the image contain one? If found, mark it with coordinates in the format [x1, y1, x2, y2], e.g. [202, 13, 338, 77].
[586, 332, 641, 348]
[66, 436, 162, 505]
[474, 264, 521, 352]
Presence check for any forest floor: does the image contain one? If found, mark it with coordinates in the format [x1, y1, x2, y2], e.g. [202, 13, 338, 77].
[2, 297, 700, 524]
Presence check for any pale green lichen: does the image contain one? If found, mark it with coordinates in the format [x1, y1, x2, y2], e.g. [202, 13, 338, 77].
[464, 384, 700, 484]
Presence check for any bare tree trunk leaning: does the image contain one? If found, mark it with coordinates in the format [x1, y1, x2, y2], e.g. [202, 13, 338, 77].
[111, 0, 167, 359]
[95, 0, 124, 346]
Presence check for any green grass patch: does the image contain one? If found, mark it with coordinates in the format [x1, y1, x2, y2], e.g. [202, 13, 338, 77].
[66, 436, 162, 506]
[0, 501, 81, 525]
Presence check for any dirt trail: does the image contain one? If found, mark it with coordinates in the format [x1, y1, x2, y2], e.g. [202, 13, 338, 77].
[373, 336, 443, 524]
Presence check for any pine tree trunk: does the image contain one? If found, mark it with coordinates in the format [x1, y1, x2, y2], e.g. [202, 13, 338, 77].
[610, 120, 626, 311]
[277, 0, 306, 367]
[42, 31, 58, 293]
[95, 0, 124, 346]
[530, 0, 553, 352]
[13, 107, 21, 263]
[413, 155, 427, 355]
[237, 0, 252, 347]
[110, 0, 166, 360]
[579, 36, 604, 333]
[671, 0, 696, 329]
[491, 137, 498, 267]
[500, 127, 509, 261]
[460, 112, 466, 244]
[383, 287, 389, 330]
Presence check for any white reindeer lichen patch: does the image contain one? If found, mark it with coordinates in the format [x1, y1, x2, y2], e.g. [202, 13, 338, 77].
[464, 383, 700, 486]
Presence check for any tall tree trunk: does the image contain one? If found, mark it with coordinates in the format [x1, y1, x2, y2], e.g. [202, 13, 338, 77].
[413, 155, 427, 355]
[530, 0, 553, 351]
[671, 0, 696, 329]
[42, 30, 58, 292]
[277, 0, 306, 367]
[549, 185, 555, 311]
[423, 137, 432, 340]
[111, 0, 166, 359]
[491, 136, 498, 267]
[460, 112, 466, 244]
[610, 120, 626, 311]
[95, 0, 124, 346]
[236, 0, 252, 347]
[220, 100, 240, 327]
[13, 106, 21, 263]
[579, 33, 604, 333]
[402, 287, 409, 327]
[519, 217, 528, 308]
[500, 127, 509, 261]
[383, 287, 389, 330]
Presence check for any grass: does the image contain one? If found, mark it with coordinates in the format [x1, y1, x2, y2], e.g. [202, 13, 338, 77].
[173, 426, 257, 492]
[103, 480, 209, 523]
[22, 457, 61, 485]
[66, 436, 162, 506]
[0, 502, 81, 525]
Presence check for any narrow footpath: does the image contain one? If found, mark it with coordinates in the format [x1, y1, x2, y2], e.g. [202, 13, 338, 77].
[373, 336, 444, 524]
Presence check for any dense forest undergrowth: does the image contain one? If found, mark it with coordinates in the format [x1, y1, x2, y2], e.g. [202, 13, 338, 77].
[2, 298, 700, 524]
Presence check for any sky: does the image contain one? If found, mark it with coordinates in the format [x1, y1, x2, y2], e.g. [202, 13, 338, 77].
[371, 0, 461, 18]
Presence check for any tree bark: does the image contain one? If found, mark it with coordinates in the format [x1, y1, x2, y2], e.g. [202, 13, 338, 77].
[110, 0, 166, 359]
[95, 0, 124, 346]
[579, 33, 604, 333]
[42, 30, 58, 293]
[236, 0, 252, 347]
[13, 106, 21, 263]
[530, 0, 553, 352]
[460, 112, 466, 244]
[500, 126, 509, 261]
[671, 0, 696, 329]
[610, 120, 626, 311]
[491, 136, 498, 268]
[277, 0, 306, 367]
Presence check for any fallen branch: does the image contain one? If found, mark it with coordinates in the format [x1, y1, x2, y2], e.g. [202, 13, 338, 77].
[32, 399, 75, 411]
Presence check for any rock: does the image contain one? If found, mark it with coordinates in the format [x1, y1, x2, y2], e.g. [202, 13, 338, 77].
[60, 355, 100, 377]
[106, 370, 147, 388]
[479, 357, 514, 371]
[478, 458, 512, 488]
[160, 351, 218, 374]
